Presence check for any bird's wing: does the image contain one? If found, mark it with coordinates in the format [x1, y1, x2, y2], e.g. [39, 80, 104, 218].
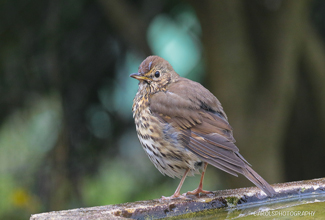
[150, 78, 275, 197]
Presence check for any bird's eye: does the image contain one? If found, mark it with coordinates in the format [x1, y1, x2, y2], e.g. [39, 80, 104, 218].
[154, 71, 160, 78]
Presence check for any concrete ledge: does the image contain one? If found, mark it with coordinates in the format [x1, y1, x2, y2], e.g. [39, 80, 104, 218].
[30, 178, 325, 219]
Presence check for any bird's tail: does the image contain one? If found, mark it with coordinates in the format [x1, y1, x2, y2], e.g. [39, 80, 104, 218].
[243, 165, 276, 197]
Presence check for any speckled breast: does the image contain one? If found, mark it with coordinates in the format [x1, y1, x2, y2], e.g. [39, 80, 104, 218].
[132, 88, 203, 179]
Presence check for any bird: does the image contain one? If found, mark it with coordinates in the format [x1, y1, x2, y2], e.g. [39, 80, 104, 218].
[130, 55, 276, 199]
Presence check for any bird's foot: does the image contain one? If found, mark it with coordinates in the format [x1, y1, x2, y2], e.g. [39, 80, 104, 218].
[183, 188, 212, 196]
[160, 193, 189, 200]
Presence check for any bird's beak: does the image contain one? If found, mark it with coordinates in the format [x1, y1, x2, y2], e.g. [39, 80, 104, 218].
[130, 73, 150, 81]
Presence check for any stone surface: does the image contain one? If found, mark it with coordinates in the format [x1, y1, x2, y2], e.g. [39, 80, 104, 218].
[30, 178, 325, 219]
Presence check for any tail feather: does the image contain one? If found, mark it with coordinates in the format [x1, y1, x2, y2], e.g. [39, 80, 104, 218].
[243, 165, 276, 197]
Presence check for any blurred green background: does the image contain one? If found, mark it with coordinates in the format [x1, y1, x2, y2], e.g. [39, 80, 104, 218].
[1, 0, 325, 219]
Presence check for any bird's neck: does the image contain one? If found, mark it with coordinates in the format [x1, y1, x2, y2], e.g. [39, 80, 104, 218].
[132, 82, 151, 117]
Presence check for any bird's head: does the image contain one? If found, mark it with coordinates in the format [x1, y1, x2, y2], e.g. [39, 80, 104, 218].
[130, 56, 179, 92]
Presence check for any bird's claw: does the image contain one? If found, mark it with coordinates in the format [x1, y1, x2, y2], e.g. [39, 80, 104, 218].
[183, 188, 213, 196]
[160, 194, 190, 200]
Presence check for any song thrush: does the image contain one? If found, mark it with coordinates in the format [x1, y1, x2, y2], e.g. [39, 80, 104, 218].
[130, 55, 276, 199]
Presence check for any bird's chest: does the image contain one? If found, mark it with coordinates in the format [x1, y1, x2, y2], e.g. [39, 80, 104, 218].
[132, 93, 163, 157]
[132, 91, 202, 178]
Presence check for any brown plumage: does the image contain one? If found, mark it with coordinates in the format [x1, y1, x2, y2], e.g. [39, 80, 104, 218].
[131, 55, 276, 199]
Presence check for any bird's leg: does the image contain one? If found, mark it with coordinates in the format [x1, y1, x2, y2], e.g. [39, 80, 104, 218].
[161, 168, 190, 200]
[184, 162, 212, 196]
